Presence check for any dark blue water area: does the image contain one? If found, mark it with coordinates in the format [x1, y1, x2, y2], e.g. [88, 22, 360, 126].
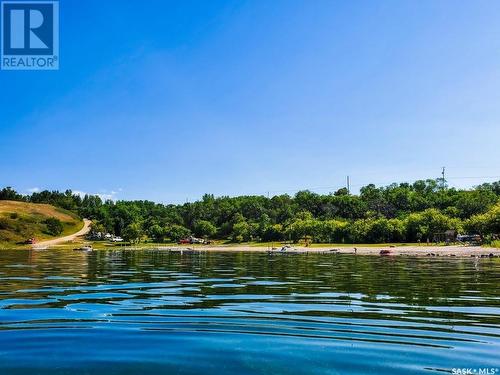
[0, 250, 499, 374]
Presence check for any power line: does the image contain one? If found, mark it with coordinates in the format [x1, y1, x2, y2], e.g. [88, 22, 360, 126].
[165, 171, 500, 202]
[447, 175, 500, 180]
[261, 174, 500, 197]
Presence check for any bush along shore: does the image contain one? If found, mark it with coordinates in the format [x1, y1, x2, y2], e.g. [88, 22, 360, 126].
[1, 179, 499, 247]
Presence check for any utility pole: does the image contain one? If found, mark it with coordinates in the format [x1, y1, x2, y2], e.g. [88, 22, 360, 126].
[441, 167, 446, 190]
[347, 176, 350, 195]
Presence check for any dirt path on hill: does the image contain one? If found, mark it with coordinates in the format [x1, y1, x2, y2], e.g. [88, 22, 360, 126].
[33, 219, 91, 248]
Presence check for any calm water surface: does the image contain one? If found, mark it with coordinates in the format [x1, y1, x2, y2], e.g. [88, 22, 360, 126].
[0, 250, 499, 374]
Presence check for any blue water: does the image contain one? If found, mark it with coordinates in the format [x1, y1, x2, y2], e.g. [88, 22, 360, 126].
[0, 250, 499, 374]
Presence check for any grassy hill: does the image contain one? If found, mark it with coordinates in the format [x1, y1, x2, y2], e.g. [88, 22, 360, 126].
[0, 201, 83, 248]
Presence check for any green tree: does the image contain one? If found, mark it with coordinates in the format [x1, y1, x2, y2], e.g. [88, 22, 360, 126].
[2, 177, 498, 245]
[194, 220, 217, 238]
[465, 203, 500, 235]
[261, 223, 285, 242]
[334, 187, 349, 196]
[165, 224, 191, 242]
[231, 221, 252, 242]
[0, 187, 25, 201]
[122, 222, 144, 244]
[455, 190, 497, 218]
[148, 224, 166, 242]
[406, 209, 462, 242]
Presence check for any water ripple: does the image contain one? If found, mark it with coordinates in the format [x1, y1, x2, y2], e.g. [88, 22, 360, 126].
[0, 250, 498, 374]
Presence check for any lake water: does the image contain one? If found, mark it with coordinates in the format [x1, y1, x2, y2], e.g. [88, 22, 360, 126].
[0, 250, 499, 374]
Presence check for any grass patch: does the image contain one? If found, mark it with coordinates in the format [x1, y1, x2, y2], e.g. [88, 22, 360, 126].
[489, 240, 500, 248]
[241, 241, 424, 248]
[0, 200, 83, 247]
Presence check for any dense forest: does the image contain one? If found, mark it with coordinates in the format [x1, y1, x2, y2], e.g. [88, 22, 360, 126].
[1, 179, 499, 244]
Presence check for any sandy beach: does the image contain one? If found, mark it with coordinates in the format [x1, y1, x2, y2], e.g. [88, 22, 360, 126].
[148, 244, 500, 257]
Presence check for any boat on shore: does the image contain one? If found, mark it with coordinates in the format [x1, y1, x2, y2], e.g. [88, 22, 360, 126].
[73, 245, 93, 252]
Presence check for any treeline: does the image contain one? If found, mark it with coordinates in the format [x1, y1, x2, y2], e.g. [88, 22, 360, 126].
[1, 179, 499, 244]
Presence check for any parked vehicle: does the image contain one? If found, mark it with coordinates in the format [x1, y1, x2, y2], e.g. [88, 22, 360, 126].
[191, 237, 205, 244]
[457, 234, 482, 244]
[25, 238, 36, 244]
[178, 236, 208, 245]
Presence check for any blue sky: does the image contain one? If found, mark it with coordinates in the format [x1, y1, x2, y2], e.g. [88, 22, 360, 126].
[1, 0, 500, 203]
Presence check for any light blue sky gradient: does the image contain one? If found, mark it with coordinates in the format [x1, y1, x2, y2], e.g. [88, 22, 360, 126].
[1, 0, 500, 203]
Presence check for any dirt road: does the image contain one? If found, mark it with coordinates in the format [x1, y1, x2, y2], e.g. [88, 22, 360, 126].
[34, 219, 92, 248]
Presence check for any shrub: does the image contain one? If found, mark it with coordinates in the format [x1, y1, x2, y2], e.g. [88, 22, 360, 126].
[0, 218, 10, 230]
[465, 203, 500, 235]
[44, 217, 63, 236]
[490, 240, 500, 248]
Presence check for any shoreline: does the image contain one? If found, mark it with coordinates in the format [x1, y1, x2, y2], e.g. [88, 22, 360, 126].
[109, 244, 500, 258]
[1, 241, 498, 258]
